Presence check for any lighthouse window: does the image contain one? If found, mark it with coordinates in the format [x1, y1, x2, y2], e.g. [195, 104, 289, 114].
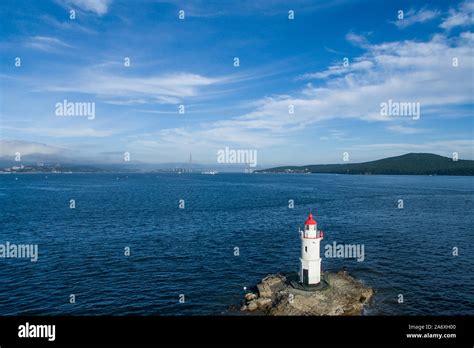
[305, 246, 307, 252]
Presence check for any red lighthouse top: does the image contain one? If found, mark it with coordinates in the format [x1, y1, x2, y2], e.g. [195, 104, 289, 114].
[305, 212, 317, 225]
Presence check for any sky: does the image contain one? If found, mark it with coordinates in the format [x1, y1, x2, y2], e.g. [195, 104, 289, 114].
[0, 0, 473, 167]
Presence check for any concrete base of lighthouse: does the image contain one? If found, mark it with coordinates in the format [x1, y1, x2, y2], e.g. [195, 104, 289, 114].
[291, 271, 329, 291]
[299, 258, 321, 285]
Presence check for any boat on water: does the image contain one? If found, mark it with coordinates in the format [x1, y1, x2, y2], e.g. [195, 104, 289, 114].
[201, 170, 218, 175]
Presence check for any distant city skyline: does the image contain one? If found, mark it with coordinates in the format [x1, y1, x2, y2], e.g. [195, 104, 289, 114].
[1, 0, 473, 166]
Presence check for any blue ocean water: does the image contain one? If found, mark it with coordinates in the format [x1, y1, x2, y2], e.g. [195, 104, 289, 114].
[0, 173, 472, 315]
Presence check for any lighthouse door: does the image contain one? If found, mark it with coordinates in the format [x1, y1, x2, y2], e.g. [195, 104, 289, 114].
[303, 269, 309, 285]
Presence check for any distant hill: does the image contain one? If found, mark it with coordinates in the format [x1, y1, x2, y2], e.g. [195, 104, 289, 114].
[256, 153, 474, 176]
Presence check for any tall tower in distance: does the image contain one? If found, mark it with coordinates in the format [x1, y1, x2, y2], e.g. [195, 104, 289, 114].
[299, 212, 324, 285]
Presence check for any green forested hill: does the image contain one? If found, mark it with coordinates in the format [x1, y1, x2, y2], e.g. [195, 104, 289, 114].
[257, 153, 474, 176]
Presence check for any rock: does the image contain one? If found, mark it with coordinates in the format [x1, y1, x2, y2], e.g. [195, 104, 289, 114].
[241, 271, 373, 316]
[262, 274, 284, 287]
[256, 298, 272, 309]
[257, 283, 272, 298]
[244, 292, 257, 301]
[247, 300, 258, 311]
[240, 305, 247, 311]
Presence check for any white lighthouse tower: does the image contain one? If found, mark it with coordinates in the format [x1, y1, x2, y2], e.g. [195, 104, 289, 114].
[299, 212, 324, 285]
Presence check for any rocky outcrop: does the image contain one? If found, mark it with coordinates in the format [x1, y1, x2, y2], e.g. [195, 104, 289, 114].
[241, 271, 373, 316]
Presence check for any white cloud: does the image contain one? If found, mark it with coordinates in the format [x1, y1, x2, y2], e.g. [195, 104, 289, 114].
[43, 71, 220, 105]
[8, 5, 473, 164]
[299, 60, 374, 79]
[440, 0, 474, 30]
[392, 8, 440, 29]
[24, 36, 72, 51]
[61, 0, 111, 16]
[345, 32, 370, 47]
[387, 125, 426, 135]
[0, 140, 63, 157]
[319, 129, 347, 141]
[140, 30, 473, 158]
[3, 126, 114, 138]
[41, 15, 97, 34]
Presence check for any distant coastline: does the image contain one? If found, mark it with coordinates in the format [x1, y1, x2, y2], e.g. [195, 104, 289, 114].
[255, 153, 474, 176]
[1, 153, 473, 176]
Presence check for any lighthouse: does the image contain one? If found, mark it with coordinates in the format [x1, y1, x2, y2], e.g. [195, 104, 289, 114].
[299, 212, 324, 285]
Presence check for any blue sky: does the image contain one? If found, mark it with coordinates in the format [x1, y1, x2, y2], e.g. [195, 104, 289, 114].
[0, 0, 473, 166]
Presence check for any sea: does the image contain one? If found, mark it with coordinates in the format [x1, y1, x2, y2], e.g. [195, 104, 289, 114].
[0, 173, 473, 315]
